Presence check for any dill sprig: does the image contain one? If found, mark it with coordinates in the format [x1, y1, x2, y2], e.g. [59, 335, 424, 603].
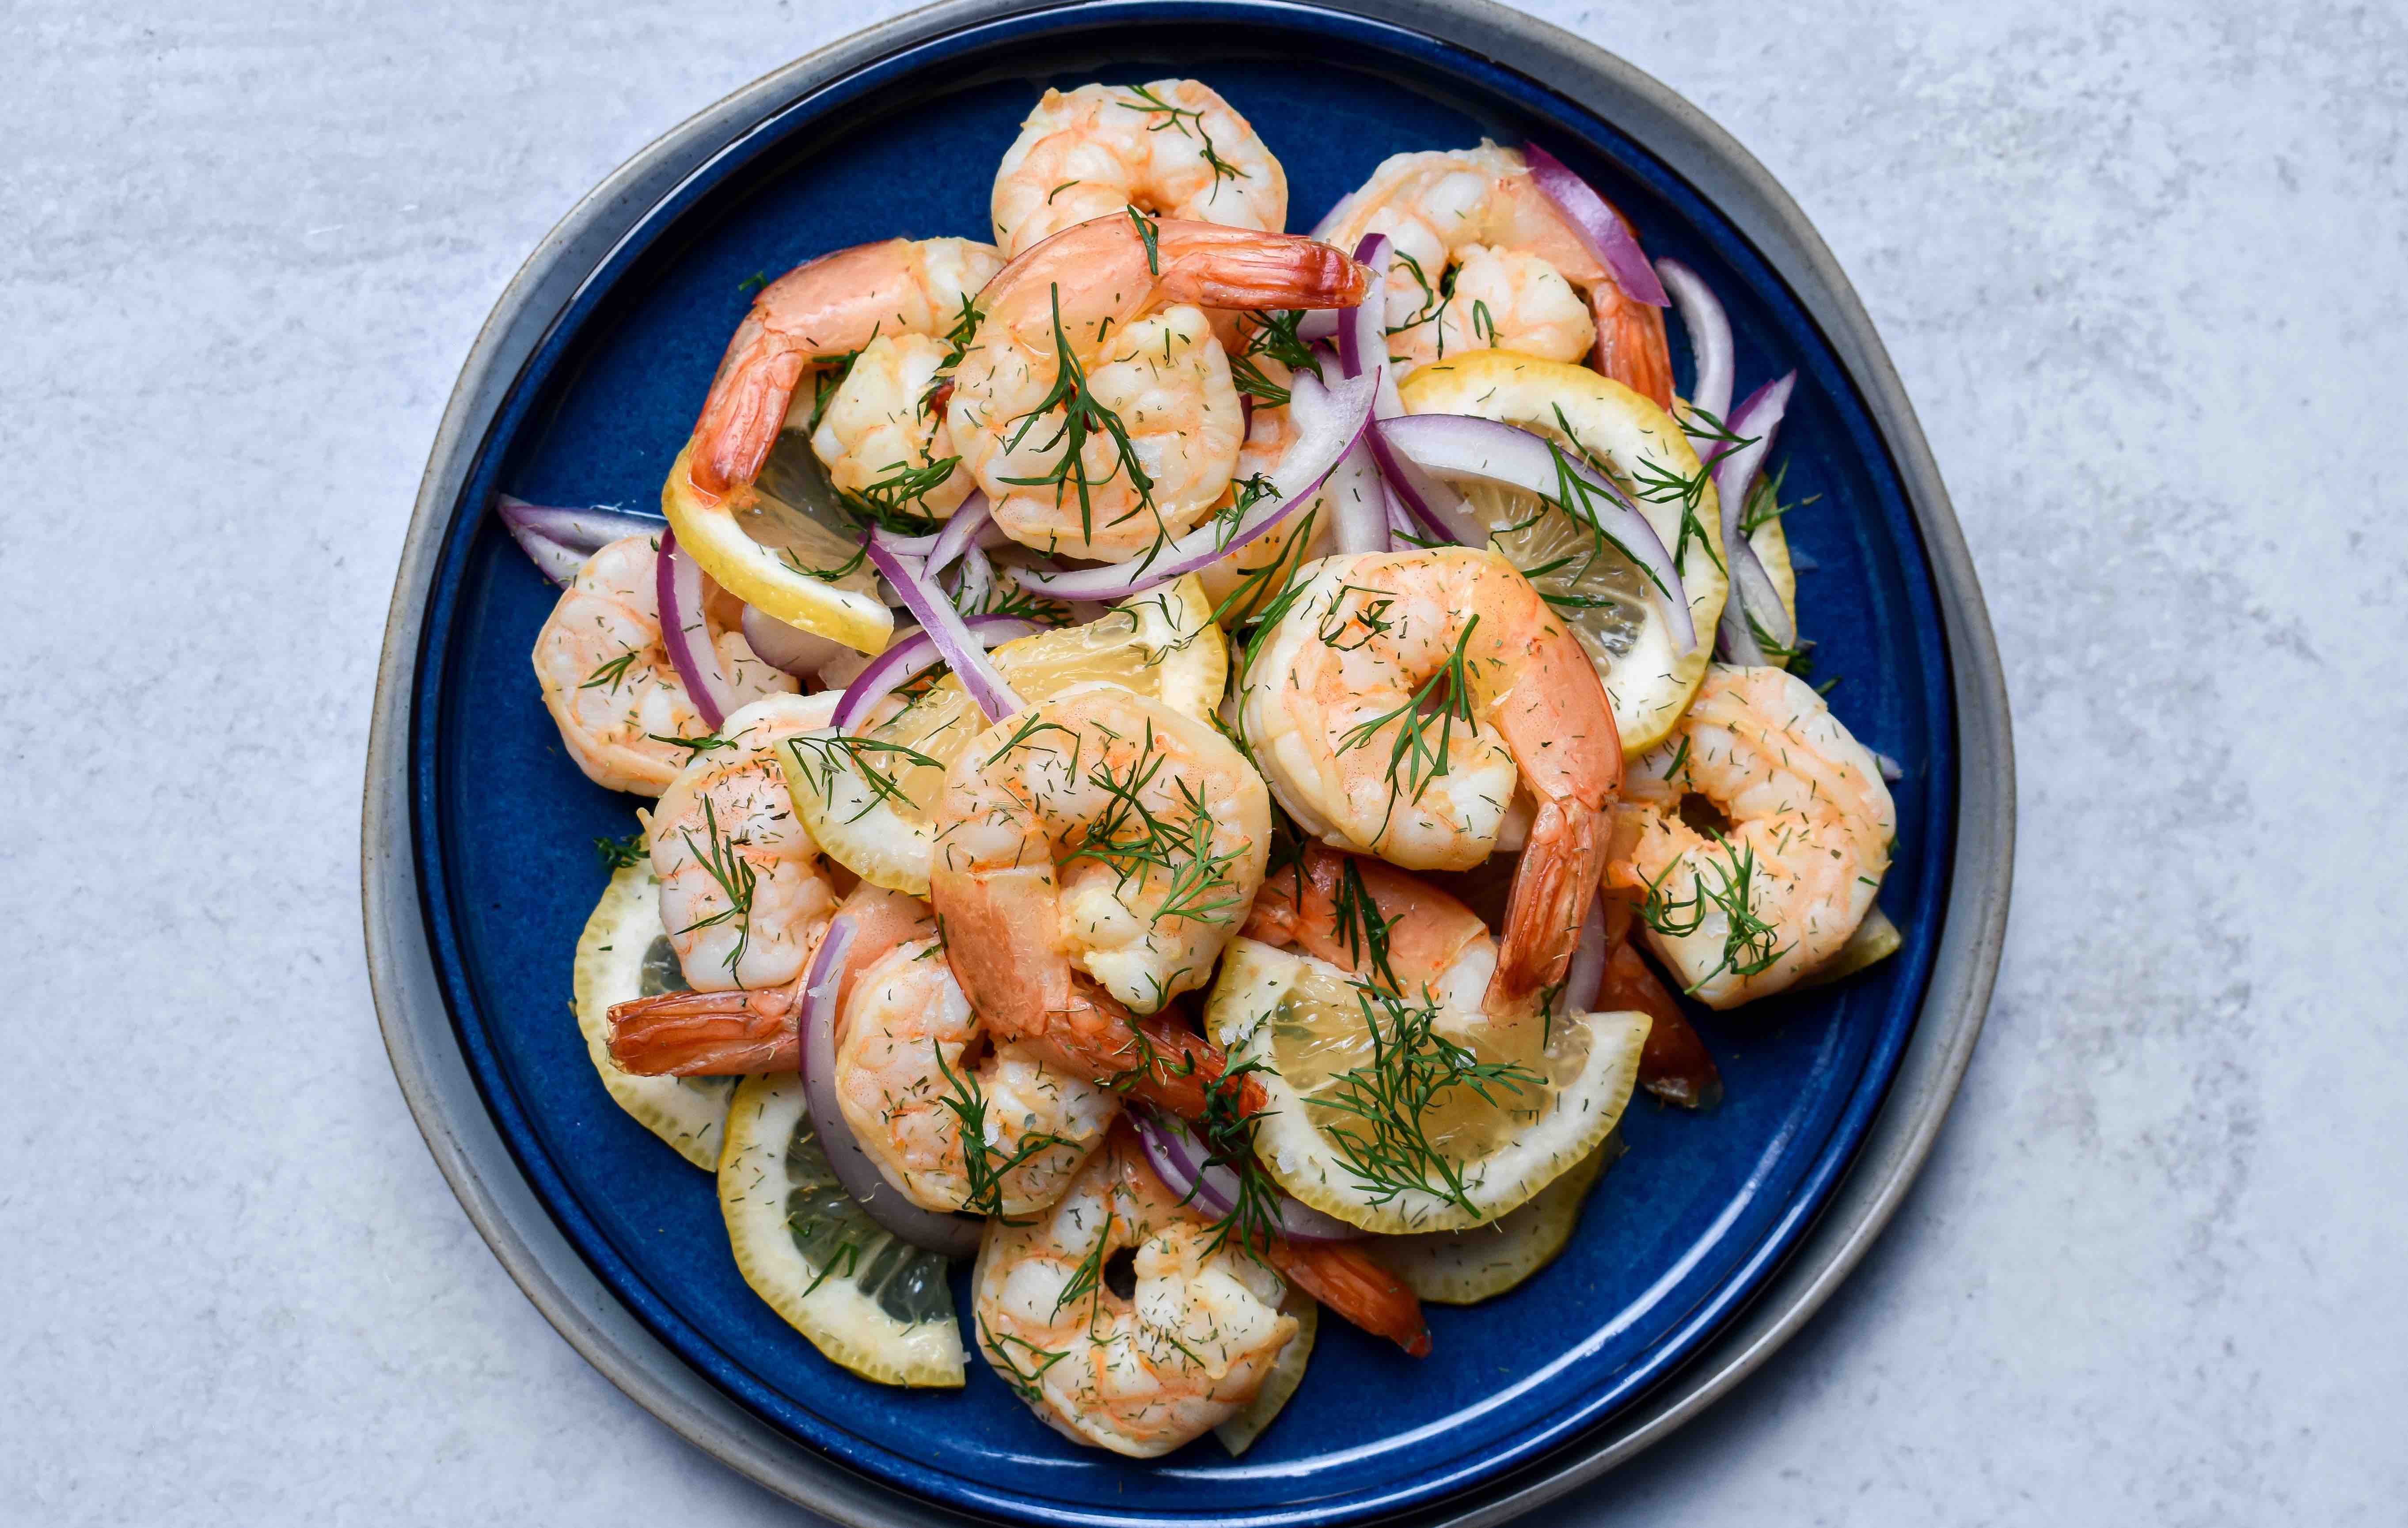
[980, 1315, 1067, 1402]
[593, 831, 647, 871]
[804, 343, 867, 438]
[1315, 988, 1542, 1218]
[1227, 308, 1322, 406]
[1212, 505, 1319, 638]
[1679, 403, 1756, 471]
[1638, 837, 1792, 991]
[933, 1039, 1073, 1224]
[646, 732, 737, 755]
[581, 648, 641, 692]
[1384, 250, 1455, 352]
[674, 795, 758, 981]
[1329, 857, 1402, 993]
[999, 285, 1157, 546]
[843, 455, 962, 527]
[1061, 724, 1245, 928]
[1192, 1065, 1283, 1257]
[1334, 614, 1481, 810]
[1125, 204, 1161, 273]
[1115, 83, 1246, 184]
[785, 734, 947, 823]
[1740, 458, 1818, 536]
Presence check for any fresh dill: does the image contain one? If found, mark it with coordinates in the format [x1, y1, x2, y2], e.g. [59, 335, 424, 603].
[804, 343, 867, 438]
[593, 831, 647, 871]
[1125, 204, 1161, 273]
[1637, 838, 1790, 991]
[999, 285, 1156, 545]
[933, 1039, 1072, 1224]
[674, 795, 758, 981]
[581, 648, 641, 692]
[1740, 458, 1817, 536]
[1679, 403, 1755, 471]
[980, 1316, 1067, 1402]
[844, 455, 963, 526]
[646, 732, 737, 755]
[1334, 614, 1480, 810]
[1115, 83, 1245, 184]
[737, 270, 768, 295]
[1227, 308, 1322, 406]
[1535, 436, 1673, 602]
[1211, 505, 1319, 638]
[1192, 1065, 1283, 1257]
[784, 734, 947, 823]
[1329, 857, 1402, 992]
[1061, 724, 1245, 928]
[1315, 988, 1541, 1217]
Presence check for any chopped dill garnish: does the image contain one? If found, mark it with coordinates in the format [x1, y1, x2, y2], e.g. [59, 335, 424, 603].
[785, 734, 947, 823]
[673, 795, 758, 982]
[646, 732, 736, 755]
[1315, 988, 1541, 1217]
[1637, 838, 1791, 991]
[1330, 857, 1402, 993]
[804, 342, 867, 437]
[1115, 83, 1245, 184]
[1125, 204, 1161, 273]
[1334, 614, 1480, 811]
[593, 831, 647, 871]
[980, 1316, 1067, 1401]
[581, 648, 641, 692]
[934, 1039, 1072, 1224]
[999, 285, 1156, 546]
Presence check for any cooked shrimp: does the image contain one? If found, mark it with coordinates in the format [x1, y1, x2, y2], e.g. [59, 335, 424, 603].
[606, 883, 930, 1076]
[991, 81, 1286, 258]
[1605, 665, 1895, 1008]
[685, 237, 1002, 500]
[1596, 898, 1723, 1108]
[948, 215, 1368, 562]
[838, 933, 1117, 1216]
[532, 535, 795, 796]
[972, 1124, 1297, 1456]
[1239, 547, 1622, 1014]
[1244, 840, 1496, 1012]
[808, 331, 979, 518]
[932, 683, 1270, 1018]
[645, 692, 843, 992]
[1314, 142, 1672, 403]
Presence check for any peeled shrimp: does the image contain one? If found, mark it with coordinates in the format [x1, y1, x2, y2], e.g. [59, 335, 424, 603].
[1315, 142, 1672, 403]
[838, 932, 1117, 1217]
[645, 692, 843, 992]
[1244, 840, 1496, 1012]
[809, 331, 980, 519]
[948, 215, 1367, 562]
[1239, 547, 1622, 1013]
[991, 81, 1286, 258]
[1606, 665, 1895, 1008]
[972, 1125, 1299, 1456]
[532, 535, 795, 796]
[684, 236, 1001, 501]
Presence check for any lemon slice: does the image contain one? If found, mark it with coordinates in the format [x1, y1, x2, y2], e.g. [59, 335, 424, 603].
[1399, 352, 1730, 755]
[1213, 1292, 1318, 1457]
[1796, 905, 1902, 991]
[1204, 938, 1648, 1235]
[1374, 1131, 1621, 1304]
[571, 859, 735, 1170]
[782, 576, 1228, 896]
[660, 442, 895, 656]
[718, 1073, 967, 1387]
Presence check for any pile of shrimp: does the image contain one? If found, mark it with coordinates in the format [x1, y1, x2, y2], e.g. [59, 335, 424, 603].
[517, 79, 1903, 1460]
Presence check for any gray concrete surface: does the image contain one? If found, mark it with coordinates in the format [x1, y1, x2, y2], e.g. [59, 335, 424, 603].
[5, 0, 2402, 1521]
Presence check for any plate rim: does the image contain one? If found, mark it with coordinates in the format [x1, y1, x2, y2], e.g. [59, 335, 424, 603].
[360, 2, 2015, 1524]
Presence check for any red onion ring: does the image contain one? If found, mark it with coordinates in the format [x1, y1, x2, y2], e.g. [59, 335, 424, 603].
[828, 613, 1042, 733]
[867, 541, 1025, 722]
[1654, 258, 1734, 453]
[1133, 1109, 1362, 1244]
[740, 604, 847, 679]
[1555, 895, 1607, 1018]
[949, 542, 995, 613]
[496, 496, 663, 585]
[923, 491, 993, 578]
[1711, 372, 1799, 662]
[1521, 143, 1671, 309]
[800, 915, 985, 1258]
[1373, 413, 1694, 652]
[654, 527, 742, 731]
[1011, 368, 1376, 602]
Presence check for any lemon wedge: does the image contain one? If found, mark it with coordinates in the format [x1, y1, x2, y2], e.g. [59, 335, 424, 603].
[660, 442, 895, 655]
[570, 860, 736, 1170]
[1374, 1132, 1621, 1304]
[782, 576, 1227, 896]
[1203, 938, 1648, 1235]
[1796, 905, 1902, 991]
[1400, 352, 1731, 755]
[1213, 1292, 1318, 1457]
[718, 1073, 967, 1388]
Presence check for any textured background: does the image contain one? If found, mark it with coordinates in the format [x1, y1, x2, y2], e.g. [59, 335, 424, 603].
[6, 0, 2402, 1521]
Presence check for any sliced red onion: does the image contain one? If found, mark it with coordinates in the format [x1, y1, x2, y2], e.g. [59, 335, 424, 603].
[924, 491, 992, 578]
[1328, 440, 1391, 554]
[1654, 258, 1734, 455]
[801, 915, 985, 1258]
[1296, 309, 1339, 341]
[741, 604, 847, 679]
[1554, 895, 1607, 1017]
[828, 614, 1042, 732]
[1374, 413, 1695, 653]
[1013, 368, 1376, 601]
[868, 540, 1025, 722]
[1134, 1109, 1362, 1244]
[654, 528, 741, 731]
[1712, 372, 1799, 662]
[1366, 426, 1485, 546]
[497, 496, 664, 586]
[1522, 143, 1670, 308]
[1875, 751, 1904, 783]
[870, 526, 942, 557]
[949, 543, 994, 614]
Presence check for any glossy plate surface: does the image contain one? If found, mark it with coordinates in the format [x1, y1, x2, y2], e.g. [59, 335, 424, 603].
[385, 4, 1988, 1524]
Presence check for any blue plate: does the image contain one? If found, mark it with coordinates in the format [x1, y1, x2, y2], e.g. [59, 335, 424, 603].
[404, 5, 1957, 1522]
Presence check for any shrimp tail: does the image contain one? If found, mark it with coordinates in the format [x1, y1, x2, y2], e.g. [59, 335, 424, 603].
[1159, 225, 1371, 311]
[1488, 799, 1607, 1015]
[607, 985, 799, 1075]
[1019, 984, 1232, 1120]
[1590, 278, 1675, 410]
[1264, 1240, 1432, 1357]
[688, 324, 806, 497]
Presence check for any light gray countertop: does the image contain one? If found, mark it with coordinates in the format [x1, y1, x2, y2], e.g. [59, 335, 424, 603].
[6, 0, 2400, 1520]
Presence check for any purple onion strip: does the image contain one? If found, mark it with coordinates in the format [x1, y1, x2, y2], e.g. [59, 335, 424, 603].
[868, 540, 1025, 722]
[1712, 372, 1799, 662]
[1521, 142, 1671, 308]
[654, 528, 738, 731]
[1654, 258, 1734, 457]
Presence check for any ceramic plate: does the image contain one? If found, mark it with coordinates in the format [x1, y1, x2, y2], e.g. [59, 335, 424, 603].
[365, 3, 2013, 1524]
